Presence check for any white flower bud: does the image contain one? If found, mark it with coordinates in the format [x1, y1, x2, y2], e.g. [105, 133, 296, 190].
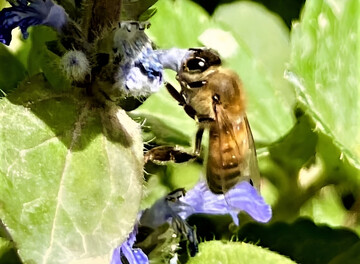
[60, 50, 90, 82]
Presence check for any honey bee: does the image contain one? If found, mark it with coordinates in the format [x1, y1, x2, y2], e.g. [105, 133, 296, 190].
[145, 48, 260, 194]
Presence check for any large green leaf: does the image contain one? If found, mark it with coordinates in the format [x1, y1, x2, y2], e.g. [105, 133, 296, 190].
[329, 241, 360, 264]
[187, 241, 297, 264]
[237, 218, 360, 264]
[147, 0, 210, 48]
[0, 45, 26, 95]
[0, 0, 5, 9]
[0, 75, 143, 263]
[288, 0, 360, 168]
[0, 237, 21, 264]
[300, 185, 347, 228]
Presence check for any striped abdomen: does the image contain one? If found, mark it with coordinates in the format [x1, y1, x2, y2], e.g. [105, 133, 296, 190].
[206, 117, 249, 194]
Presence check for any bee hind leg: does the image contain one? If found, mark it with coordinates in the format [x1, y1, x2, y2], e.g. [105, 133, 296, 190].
[144, 127, 204, 164]
[144, 146, 198, 164]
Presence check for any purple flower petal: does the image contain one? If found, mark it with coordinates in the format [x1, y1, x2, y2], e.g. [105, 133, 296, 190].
[226, 181, 272, 223]
[113, 22, 163, 97]
[0, 0, 67, 45]
[111, 180, 271, 263]
[111, 225, 149, 264]
[139, 189, 193, 229]
[154, 48, 190, 72]
[179, 180, 272, 225]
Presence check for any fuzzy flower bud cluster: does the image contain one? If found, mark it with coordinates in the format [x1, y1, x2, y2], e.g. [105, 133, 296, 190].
[0, 1, 163, 99]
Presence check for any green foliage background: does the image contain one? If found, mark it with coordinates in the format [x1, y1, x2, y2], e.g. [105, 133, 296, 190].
[0, 0, 359, 263]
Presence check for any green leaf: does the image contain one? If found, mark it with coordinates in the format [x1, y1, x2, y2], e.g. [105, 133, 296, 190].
[130, 72, 197, 147]
[0, 237, 21, 264]
[147, 0, 210, 48]
[187, 241, 297, 264]
[237, 218, 360, 264]
[0, 45, 26, 95]
[139, 7, 157, 21]
[121, 0, 158, 20]
[205, 1, 295, 144]
[288, 0, 360, 168]
[300, 185, 347, 227]
[329, 241, 360, 264]
[269, 114, 317, 176]
[0, 237, 12, 259]
[166, 162, 202, 190]
[28, 27, 57, 76]
[0, 75, 144, 263]
[315, 133, 360, 184]
[260, 114, 319, 221]
[28, 26, 71, 92]
[140, 173, 169, 209]
[0, 0, 6, 9]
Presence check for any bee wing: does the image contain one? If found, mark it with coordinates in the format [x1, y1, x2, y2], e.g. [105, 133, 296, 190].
[208, 104, 260, 193]
[243, 116, 260, 190]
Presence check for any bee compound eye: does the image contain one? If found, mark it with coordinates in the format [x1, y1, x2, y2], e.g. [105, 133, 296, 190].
[188, 80, 207, 89]
[185, 57, 209, 72]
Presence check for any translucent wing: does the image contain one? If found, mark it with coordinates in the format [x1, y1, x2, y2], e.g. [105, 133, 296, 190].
[206, 103, 260, 193]
[243, 116, 260, 190]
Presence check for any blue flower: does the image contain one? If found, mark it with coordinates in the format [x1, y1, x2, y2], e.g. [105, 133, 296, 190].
[110, 223, 148, 264]
[179, 180, 272, 226]
[111, 180, 271, 263]
[0, 0, 67, 45]
[113, 22, 163, 97]
[155, 48, 190, 72]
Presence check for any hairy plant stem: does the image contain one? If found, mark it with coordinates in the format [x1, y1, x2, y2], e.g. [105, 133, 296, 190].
[82, 0, 122, 43]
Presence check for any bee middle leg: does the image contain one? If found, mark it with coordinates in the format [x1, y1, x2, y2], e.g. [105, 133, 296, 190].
[144, 83, 203, 164]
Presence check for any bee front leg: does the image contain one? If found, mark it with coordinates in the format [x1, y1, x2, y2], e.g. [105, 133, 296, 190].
[166, 82, 197, 120]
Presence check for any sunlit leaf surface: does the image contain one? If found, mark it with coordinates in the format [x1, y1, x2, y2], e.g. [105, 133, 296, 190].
[187, 241, 297, 264]
[0, 75, 143, 263]
[289, 0, 360, 168]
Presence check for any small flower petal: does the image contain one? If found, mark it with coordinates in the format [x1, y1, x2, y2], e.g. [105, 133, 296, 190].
[0, 0, 67, 45]
[111, 225, 149, 264]
[179, 180, 230, 218]
[226, 181, 272, 223]
[155, 48, 191, 72]
[139, 198, 173, 229]
[179, 180, 272, 225]
[113, 22, 163, 97]
[139, 189, 193, 229]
